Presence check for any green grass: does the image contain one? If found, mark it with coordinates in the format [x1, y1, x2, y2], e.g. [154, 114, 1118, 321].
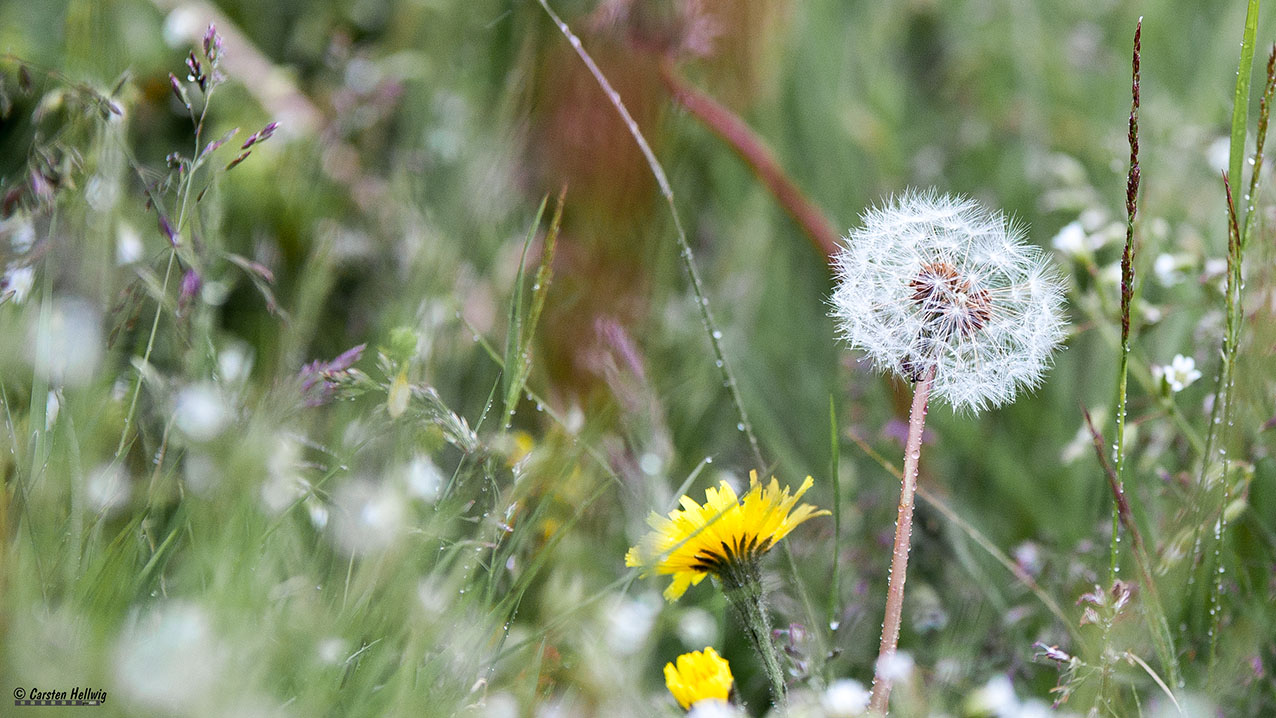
[2, 1, 1275, 716]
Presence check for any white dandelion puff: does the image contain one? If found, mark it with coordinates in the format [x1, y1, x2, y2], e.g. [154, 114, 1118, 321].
[831, 190, 1067, 412]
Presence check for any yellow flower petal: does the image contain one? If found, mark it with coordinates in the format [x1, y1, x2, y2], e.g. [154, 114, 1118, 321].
[664, 647, 734, 709]
[625, 471, 830, 601]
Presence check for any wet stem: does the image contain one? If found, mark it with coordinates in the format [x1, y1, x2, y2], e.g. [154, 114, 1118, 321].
[868, 364, 935, 716]
[721, 560, 787, 711]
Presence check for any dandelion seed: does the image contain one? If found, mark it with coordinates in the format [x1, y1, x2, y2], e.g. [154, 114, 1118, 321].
[831, 190, 1066, 413]
[1153, 354, 1202, 393]
[664, 647, 734, 710]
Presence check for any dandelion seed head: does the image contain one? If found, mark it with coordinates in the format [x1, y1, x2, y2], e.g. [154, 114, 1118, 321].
[831, 190, 1067, 412]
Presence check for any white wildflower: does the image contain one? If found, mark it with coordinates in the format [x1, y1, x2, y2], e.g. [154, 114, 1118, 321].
[821, 679, 870, 717]
[113, 602, 227, 714]
[116, 222, 144, 264]
[45, 390, 61, 430]
[1051, 221, 1088, 256]
[173, 383, 231, 442]
[687, 700, 745, 718]
[330, 479, 406, 556]
[3, 264, 35, 303]
[25, 297, 103, 387]
[1154, 354, 1202, 393]
[1153, 253, 1188, 286]
[832, 190, 1067, 412]
[604, 593, 661, 655]
[875, 651, 914, 682]
[86, 464, 131, 514]
[400, 455, 445, 503]
[966, 674, 1018, 717]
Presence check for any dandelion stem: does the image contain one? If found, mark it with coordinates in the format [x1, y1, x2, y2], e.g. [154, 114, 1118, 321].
[868, 364, 934, 716]
[721, 559, 787, 710]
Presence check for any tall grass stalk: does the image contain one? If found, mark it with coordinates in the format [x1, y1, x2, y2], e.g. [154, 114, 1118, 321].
[1084, 409, 1181, 692]
[1200, 0, 1272, 677]
[535, 0, 766, 470]
[1110, 19, 1141, 584]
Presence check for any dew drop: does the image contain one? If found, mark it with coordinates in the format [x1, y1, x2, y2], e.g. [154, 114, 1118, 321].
[712, 330, 722, 339]
[736, 423, 745, 431]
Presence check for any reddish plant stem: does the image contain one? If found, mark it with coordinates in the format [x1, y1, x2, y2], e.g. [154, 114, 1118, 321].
[868, 365, 935, 716]
[658, 61, 841, 260]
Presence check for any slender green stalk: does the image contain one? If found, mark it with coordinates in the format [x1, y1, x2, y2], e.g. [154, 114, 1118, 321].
[1084, 408, 1181, 691]
[114, 250, 176, 459]
[1111, 19, 1141, 584]
[535, 0, 766, 470]
[721, 559, 787, 710]
[868, 365, 935, 716]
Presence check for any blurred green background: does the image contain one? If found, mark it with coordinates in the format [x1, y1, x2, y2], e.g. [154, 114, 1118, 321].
[1, 0, 1274, 715]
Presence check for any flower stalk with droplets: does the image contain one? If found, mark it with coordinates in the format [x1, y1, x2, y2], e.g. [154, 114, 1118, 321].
[831, 190, 1065, 715]
[626, 472, 828, 708]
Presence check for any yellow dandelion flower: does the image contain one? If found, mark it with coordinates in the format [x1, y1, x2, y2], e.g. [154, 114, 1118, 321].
[664, 647, 734, 710]
[625, 471, 829, 601]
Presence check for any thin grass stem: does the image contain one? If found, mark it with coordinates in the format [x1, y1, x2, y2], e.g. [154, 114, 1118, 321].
[1111, 19, 1141, 584]
[535, 0, 765, 470]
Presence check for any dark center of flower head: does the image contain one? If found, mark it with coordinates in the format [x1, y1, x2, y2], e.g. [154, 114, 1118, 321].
[691, 533, 773, 574]
[909, 261, 993, 339]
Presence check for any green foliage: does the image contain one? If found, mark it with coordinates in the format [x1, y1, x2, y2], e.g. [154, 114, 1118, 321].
[1, 1, 1275, 717]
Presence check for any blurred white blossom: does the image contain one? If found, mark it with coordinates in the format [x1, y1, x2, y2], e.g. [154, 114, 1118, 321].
[113, 602, 227, 715]
[26, 297, 103, 387]
[3, 264, 35, 303]
[174, 383, 232, 442]
[86, 464, 130, 514]
[821, 679, 870, 717]
[330, 479, 406, 555]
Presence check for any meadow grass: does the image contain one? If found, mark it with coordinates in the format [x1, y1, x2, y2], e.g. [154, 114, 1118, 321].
[2, 1, 1275, 717]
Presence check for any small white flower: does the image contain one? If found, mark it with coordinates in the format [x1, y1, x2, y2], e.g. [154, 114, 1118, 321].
[25, 297, 103, 387]
[1154, 253, 1187, 286]
[173, 383, 231, 442]
[86, 464, 131, 514]
[832, 191, 1067, 412]
[875, 651, 914, 682]
[116, 222, 144, 265]
[1155, 354, 1202, 393]
[821, 679, 870, 717]
[45, 390, 61, 430]
[1051, 221, 1088, 256]
[3, 264, 35, 303]
[966, 674, 1018, 717]
[677, 608, 720, 648]
[217, 343, 253, 385]
[401, 455, 444, 503]
[687, 700, 744, 718]
[330, 480, 406, 556]
[604, 593, 661, 655]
